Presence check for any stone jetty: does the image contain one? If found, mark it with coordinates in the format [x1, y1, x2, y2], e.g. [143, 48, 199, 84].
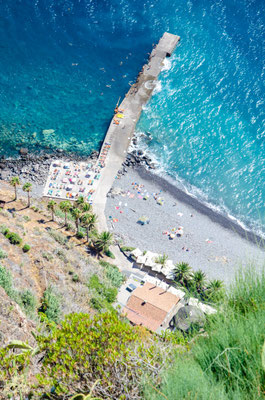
[93, 32, 180, 230]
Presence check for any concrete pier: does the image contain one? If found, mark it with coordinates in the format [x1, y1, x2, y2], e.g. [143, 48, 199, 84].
[93, 32, 180, 231]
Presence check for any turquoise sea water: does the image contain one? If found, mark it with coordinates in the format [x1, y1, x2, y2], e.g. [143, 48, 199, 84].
[0, 0, 264, 234]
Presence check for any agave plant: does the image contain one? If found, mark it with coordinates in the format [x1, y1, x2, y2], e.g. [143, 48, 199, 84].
[5, 340, 40, 357]
[155, 254, 168, 266]
[192, 269, 207, 293]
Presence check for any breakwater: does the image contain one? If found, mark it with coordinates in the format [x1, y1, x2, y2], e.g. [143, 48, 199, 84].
[93, 32, 180, 230]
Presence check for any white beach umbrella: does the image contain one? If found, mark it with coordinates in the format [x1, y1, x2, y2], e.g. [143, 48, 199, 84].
[168, 287, 185, 299]
[136, 255, 147, 265]
[131, 248, 142, 258]
[152, 263, 163, 272]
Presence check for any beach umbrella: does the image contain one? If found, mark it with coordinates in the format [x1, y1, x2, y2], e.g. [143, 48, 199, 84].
[131, 248, 142, 258]
[168, 287, 186, 299]
[175, 306, 205, 332]
[136, 254, 147, 265]
[138, 215, 150, 225]
[152, 263, 163, 273]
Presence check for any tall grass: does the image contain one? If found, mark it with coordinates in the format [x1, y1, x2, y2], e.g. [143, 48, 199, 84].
[144, 267, 265, 400]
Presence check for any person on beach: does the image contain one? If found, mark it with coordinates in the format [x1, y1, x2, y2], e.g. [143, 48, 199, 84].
[114, 106, 124, 114]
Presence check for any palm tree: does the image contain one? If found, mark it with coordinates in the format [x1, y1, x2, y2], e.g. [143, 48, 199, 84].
[74, 195, 85, 209]
[174, 262, 192, 287]
[92, 231, 113, 257]
[81, 202, 92, 214]
[59, 200, 71, 226]
[71, 207, 82, 233]
[192, 269, 207, 293]
[10, 176, 20, 201]
[81, 213, 98, 242]
[47, 200, 57, 221]
[22, 182, 32, 207]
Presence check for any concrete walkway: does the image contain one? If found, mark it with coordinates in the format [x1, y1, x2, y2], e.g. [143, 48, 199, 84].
[93, 32, 180, 270]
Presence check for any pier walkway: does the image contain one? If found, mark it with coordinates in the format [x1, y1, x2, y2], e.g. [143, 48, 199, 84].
[93, 32, 180, 231]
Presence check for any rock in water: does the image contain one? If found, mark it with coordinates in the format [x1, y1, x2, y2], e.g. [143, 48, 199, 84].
[19, 147, 28, 156]
[42, 129, 55, 135]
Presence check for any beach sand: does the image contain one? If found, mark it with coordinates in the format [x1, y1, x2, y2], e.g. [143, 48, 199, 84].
[105, 167, 265, 284]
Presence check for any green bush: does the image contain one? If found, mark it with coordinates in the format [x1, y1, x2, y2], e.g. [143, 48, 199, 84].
[0, 225, 9, 235]
[39, 286, 61, 323]
[0, 248, 7, 259]
[0, 264, 13, 296]
[19, 289, 37, 316]
[35, 311, 170, 398]
[22, 244, 31, 253]
[23, 215, 31, 222]
[103, 286, 118, 303]
[104, 249, 115, 259]
[88, 274, 118, 307]
[120, 246, 136, 252]
[6, 232, 22, 245]
[72, 273, 80, 283]
[47, 229, 68, 247]
[41, 252, 53, 261]
[100, 261, 125, 288]
[76, 231, 84, 239]
[90, 296, 105, 311]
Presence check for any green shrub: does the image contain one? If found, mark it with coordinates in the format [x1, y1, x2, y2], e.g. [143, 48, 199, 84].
[90, 296, 104, 310]
[22, 244, 31, 253]
[35, 311, 170, 398]
[6, 232, 22, 245]
[72, 273, 80, 283]
[23, 215, 31, 222]
[47, 229, 68, 247]
[65, 223, 74, 231]
[0, 225, 9, 235]
[100, 261, 125, 288]
[39, 286, 61, 323]
[145, 268, 265, 400]
[120, 246, 136, 252]
[19, 289, 37, 316]
[41, 252, 53, 261]
[104, 249, 115, 259]
[88, 274, 118, 307]
[0, 248, 7, 259]
[0, 264, 13, 296]
[55, 249, 68, 264]
[76, 231, 84, 239]
[103, 286, 118, 303]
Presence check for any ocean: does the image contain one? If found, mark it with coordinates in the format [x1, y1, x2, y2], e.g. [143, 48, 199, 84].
[0, 0, 264, 235]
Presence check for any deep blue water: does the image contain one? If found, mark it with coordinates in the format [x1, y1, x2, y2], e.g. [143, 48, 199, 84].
[0, 0, 264, 234]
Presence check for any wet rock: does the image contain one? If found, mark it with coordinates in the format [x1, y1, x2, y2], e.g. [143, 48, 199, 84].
[19, 147, 28, 156]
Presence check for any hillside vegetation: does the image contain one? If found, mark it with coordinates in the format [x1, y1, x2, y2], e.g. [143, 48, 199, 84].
[144, 269, 265, 400]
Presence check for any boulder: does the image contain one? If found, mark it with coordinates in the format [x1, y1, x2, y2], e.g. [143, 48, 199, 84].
[19, 147, 28, 156]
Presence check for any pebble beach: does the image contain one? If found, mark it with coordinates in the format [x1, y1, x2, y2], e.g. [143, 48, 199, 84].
[105, 166, 265, 284]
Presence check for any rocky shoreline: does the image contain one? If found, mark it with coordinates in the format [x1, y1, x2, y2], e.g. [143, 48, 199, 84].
[0, 148, 99, 186]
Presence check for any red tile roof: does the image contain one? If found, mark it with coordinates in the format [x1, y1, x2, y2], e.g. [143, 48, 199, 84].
[123, 282, 180, 332]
